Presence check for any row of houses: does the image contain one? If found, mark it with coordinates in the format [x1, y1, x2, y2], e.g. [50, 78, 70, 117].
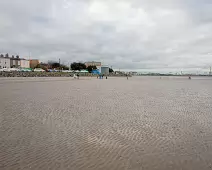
[0, 54, 39, 69]
[0, 56, 110, 74]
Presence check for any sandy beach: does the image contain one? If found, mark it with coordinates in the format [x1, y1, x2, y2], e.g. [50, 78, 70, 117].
[0, 76, 212, 170]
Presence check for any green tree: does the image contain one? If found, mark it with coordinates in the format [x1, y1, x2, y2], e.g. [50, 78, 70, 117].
[36, 63, 47, 70]
[109, 68, 114, 73]
[51, 62, 60, 69]
[71, 62, 86, 71]
[87, 65, 97, 73]
[61, 65, 69, 70]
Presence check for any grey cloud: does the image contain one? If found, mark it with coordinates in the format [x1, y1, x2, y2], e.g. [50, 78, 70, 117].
[0, 0, 212, 72]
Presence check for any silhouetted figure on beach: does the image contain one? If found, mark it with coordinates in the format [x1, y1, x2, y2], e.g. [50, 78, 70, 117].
[189, 76, 191, 80]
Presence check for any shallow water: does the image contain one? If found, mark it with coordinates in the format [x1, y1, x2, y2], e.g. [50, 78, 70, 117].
[0, 77, 212, 170]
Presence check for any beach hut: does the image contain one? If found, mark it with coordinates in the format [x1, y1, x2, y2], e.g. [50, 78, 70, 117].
[92, 69, 100, 75]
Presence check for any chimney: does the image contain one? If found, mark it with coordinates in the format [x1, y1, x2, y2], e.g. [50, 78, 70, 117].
[5, 53, 9, 58]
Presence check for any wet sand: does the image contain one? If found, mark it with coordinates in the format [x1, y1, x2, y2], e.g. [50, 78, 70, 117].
[0, 77, 212, 170]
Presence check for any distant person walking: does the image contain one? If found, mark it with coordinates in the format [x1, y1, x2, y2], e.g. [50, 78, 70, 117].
[126, 74, 128, 80]
[77, 74, 79, 79]
[73, 74, 77, 79]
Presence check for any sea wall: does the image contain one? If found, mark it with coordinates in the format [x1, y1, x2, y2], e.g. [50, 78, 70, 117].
[0, 72, 128, 77]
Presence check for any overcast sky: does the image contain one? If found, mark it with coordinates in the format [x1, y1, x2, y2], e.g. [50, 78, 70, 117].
[0, 0, 212, 72]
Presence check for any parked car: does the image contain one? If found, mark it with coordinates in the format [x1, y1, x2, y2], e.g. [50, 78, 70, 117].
[34, 68, 45, 72]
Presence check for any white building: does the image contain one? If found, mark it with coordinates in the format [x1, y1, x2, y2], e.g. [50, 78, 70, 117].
[20, 59, 30, 68]
[0, 57, 11, 69]
[85, 61, 101, 67]
[98, 65, 109, 75]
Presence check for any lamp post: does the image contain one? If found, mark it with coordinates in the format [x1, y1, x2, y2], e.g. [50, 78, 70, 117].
[59, 58, 61, 72]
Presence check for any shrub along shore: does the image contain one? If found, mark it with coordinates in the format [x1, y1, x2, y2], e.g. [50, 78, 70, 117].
[0, 72, 128, 77]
